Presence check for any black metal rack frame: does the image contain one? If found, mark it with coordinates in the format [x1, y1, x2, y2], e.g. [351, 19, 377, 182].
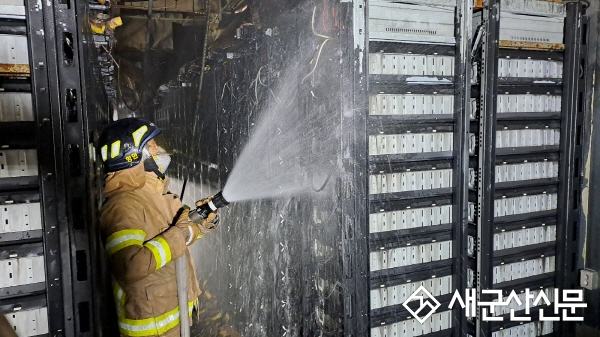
[474, 1, 586, 336]
[342, 0, 369, 335]
[0, 0, 106, 336]
[360, 1, 473, 336]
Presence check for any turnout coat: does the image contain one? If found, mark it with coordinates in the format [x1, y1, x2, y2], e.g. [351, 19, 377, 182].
[99, 163, 206, 337]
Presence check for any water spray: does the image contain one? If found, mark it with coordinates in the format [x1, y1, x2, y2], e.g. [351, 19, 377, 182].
[188, 191, 230, 222]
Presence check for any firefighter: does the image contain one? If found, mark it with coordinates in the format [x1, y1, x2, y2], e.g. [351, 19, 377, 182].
[97, 118, 218, 337]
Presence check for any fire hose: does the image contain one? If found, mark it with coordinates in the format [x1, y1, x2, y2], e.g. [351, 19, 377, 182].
[175, 186, 229, 337]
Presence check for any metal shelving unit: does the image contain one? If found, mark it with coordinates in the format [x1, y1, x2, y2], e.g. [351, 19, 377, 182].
[0, 0, 107, 335]
[360, 1, 586, 336]
[0, 1, 51, 334]
[471, 1, 586, 337]
[365, 1, 469, 336]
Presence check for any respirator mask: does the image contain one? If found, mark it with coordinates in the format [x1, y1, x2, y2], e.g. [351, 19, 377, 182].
[142, 136, 172, 179]
[154, 154, 171, 174]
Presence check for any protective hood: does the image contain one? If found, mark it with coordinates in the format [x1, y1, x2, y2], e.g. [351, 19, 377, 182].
[103, 163, 146, 198]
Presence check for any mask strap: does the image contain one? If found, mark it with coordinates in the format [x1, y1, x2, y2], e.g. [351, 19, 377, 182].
[143, 156, 165, 180]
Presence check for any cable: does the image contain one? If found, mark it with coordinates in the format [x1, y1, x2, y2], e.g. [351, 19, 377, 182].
[580, 0, 590, 9]
[301, 39, 329, 84]
[310, 6, 331, 40]
[302, 6, 332, 84]
[117, 64, 143, 113]
[252, 65, 267, 105]
[101, 45, 119, 68]
[221, 80, 237, 101]
[312, 166, 334, 192]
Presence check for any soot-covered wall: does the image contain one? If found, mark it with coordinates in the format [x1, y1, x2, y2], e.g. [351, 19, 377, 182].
[152, 1, 358, 336]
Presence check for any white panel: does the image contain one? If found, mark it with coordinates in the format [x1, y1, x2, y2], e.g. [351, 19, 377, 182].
[370, 310, 452, 337]
[369, 53, 382, 75]
[498, 59, 563, 79]
[496, 130, 559, 148]
[369, 169, 452, 194]
[370, 241, 451, 271]
[0, 0, 25, 19]
[495, 321, 553, 337]
[0, 256, 46, 288]
[369, 94, 454, 115]
[495, 162, 558, 183]
[370, 251, 383, 271]
[0, 93, 34, 121]
[370, 325, 382, 337]
[497, 94, 561, 113]
[0, 150, 38, 177]
[413, 55, 425, 75]
[371, 277, 453, 310]
[369, 2, 455, 45]
[0, 34, 28, 65]
[498, 58, 508, 77]
[499, 12, 564, 44]
[0, 203, 42, 233]
[440, 133, 453, 151]
[369, 53, 454, 76]
[501, 0, 565, 17]
[369, 204, 453, 234]
[542, 320, 554, 334]
[5, 307, 49, 337]
[495, 194, 557, 217]
[493, 258, 550, 284]
[378, 135, 389, 154]
[369, 136, 378, 155]
[369, 133, 452, 155]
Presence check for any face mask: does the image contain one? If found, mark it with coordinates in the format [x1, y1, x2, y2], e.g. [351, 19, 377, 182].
[154, 154, 171, 174]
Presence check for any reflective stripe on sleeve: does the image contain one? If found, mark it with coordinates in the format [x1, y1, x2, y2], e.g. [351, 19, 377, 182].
[144, 237, 172, 270]
[105, 229, 146, 256]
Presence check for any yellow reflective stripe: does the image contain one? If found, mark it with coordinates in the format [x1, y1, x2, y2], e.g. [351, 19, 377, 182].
[105, 229, 146, 256]
[111, 140, 121, 158]
[113, 283, 127, 317]
[113, 284, 197, 336]
[132, 125, 148, 147]
[118, 306, 180, 336]
[100, 145, 108, 162]
[144, 237, 172, 270]
[188, 300, 194, 316]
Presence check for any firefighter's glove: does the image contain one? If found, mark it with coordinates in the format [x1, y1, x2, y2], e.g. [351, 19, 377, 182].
[195, 197, 220, 231]
[202, 212, 220, 230]
[174, 207, 202, 246]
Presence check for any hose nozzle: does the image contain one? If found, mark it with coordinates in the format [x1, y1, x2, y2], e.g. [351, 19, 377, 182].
[189, 191, 229, 223]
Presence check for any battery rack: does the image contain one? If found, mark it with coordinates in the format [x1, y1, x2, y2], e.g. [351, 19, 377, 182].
[471, 1, 586, 337]
[0, 0, 55, 335]
[365, 0, 471, 336]
[0, 0, 102, 336]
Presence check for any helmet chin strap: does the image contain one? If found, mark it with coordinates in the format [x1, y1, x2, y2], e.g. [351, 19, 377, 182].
[143, 157, 166, 180]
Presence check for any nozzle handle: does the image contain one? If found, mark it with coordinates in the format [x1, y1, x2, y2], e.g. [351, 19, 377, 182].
[189, 204, 212, 222]
[188, 191, 229, 223]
